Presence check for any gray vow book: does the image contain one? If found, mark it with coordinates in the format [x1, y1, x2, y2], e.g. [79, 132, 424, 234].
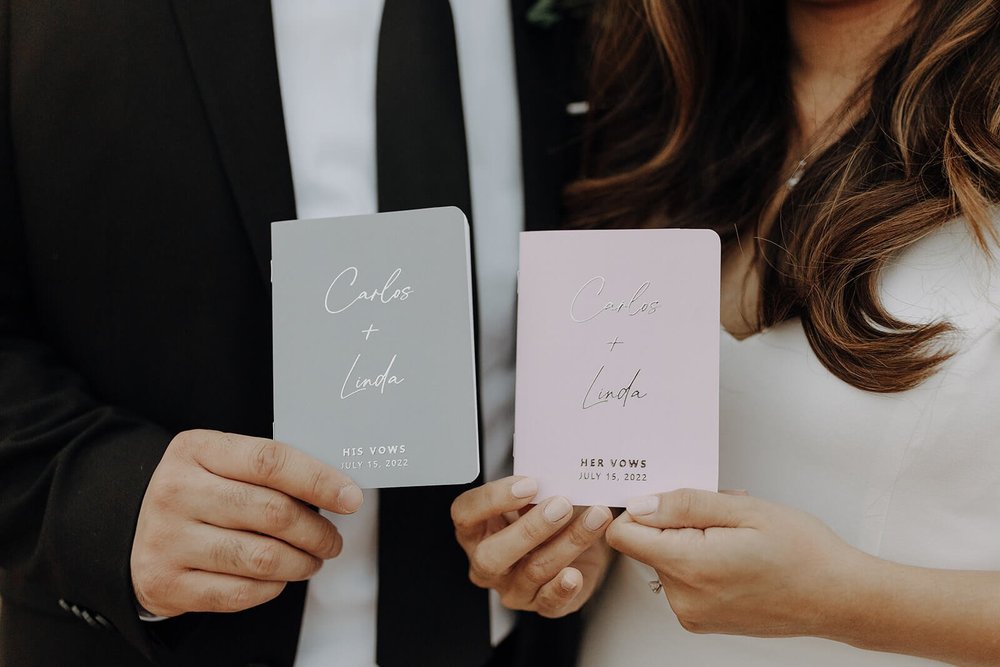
[271, 207, 480, 488]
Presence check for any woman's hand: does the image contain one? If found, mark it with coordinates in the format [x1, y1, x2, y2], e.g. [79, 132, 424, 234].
[606, 488, 869, 638]
[607, 488, 1000, 665]
[451, 476, 613, 618]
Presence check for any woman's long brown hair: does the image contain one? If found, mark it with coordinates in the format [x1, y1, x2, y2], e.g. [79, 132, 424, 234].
[567, 0, 1000, 392]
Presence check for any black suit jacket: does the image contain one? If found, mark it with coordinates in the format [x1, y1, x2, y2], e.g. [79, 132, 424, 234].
[0, 1, 588, 666]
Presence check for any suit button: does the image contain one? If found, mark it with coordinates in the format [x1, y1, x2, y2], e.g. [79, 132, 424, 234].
[57, 598, 72, 613]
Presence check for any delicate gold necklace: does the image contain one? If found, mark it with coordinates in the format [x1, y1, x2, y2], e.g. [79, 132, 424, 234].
[785, 107, 855, 190]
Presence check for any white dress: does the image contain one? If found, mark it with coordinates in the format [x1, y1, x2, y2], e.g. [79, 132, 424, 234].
[580, 218, 1000, 666]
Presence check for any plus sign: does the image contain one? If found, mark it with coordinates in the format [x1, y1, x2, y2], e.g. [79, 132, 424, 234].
[362, 323, 380, 341]
[607, 337, 623, 352]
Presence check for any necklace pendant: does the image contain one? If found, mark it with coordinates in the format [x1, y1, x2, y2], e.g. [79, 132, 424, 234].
[786, 158, 807, 189]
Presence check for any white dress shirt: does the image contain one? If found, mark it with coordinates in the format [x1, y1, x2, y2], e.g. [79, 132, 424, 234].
[270, 1, 523, 664]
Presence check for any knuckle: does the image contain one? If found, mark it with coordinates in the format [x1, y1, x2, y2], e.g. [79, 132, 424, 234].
[520, 558, 553, 587]
[450, 490, 474, 521]
[252, 442, 286, 482]
[221, 581, 285, 612]
[535, 596, 567, 619]
[307, 467, 334, 507]
[133, 582, 154, 612]
[200, 586, 225, 611]
[489, 483, 512, 509]
[131, 538, 154, 571]
[133, 576, 157, 611]
[150, 478, 184, 511]
[451, 500, 474, 532]
[453, 514, 479, 536]
[211, 536, 246, 571]
[567, 522, 596, 549]
[454, 527, 470, 551]
[471, 544, 506, 579]
[170, 429, 217, 461]
[498, 591, 525, 611]
[220, 482, 252, 512]
[144, 524, 174, 552]
[248, 543, 281, 577]
[314, 523, 341, 558]
[136, 569, 175, 613]
[227, 582, 256, 611]
[518, 517, 545, 544]
[263, 581, 287, 604]
[168, 430, 197, 457]
[468, 566, 491, 589]
[262, 495, 297, 533]
[301, 555, 323, 578]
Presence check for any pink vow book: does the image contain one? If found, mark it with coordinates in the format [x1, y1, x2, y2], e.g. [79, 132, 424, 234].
[514, 229, 720, 507]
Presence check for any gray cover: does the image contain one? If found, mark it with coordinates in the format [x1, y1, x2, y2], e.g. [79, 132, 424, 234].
[271, 207, 479, 488]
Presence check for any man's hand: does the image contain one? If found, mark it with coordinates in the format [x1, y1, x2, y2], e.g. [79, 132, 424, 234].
[131, 429, 364, 617]
[451, 476, 613, 618]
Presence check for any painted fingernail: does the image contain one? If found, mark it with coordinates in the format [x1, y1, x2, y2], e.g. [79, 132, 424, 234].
[626, 495, 658, 516]
[584, 506, 612, 531]
[561, 572, 579, 592]
[338, 484, 364, 512]
[544, 497, 573, 522]
[511, 477, 538, 499]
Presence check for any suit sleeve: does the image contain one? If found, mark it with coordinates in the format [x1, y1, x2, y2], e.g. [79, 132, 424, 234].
[0, 3, 177, 660]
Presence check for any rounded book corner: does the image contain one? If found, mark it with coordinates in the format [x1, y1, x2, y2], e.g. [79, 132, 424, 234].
[458, 460, 482, 486]
[702, 227, 723, 248]
[440, 205, 470, 228]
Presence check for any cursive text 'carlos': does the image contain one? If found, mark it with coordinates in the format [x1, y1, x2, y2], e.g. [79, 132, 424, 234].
[325, 267, 413, 314]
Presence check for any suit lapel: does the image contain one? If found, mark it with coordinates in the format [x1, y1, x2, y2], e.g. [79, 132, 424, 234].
[170, 0, 296, 284]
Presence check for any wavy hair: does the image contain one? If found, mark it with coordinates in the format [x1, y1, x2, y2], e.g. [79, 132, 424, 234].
[566, 0, 1000, 392]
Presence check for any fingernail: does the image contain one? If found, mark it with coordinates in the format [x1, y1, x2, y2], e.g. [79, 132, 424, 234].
[561, 572, 579, 592]
[544, 497, 573, 522]
[338, 484, 364, 512]
[584, 506, 612, 531]
[626, 495, 658, 516]
[511, 477, 538, 499]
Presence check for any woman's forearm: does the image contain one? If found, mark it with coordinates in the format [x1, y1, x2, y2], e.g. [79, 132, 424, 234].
[609, 490, 1000, 664]
[829, 555, 1000, 666]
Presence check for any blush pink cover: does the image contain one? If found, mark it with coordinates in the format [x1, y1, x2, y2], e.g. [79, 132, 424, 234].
[514, 229, 720, 507]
